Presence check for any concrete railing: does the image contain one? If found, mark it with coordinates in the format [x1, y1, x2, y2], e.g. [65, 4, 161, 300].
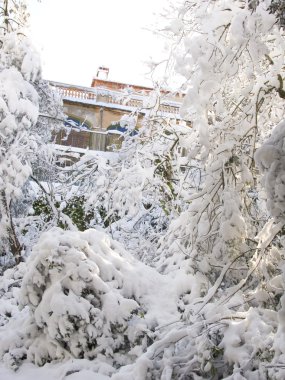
[55, 86, 97, 101]
[52, 84, 180, 115]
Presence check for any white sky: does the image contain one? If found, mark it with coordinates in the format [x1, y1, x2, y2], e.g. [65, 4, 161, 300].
[28, 0, 171, 88]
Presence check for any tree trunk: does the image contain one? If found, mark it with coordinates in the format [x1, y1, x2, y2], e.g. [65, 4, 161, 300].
[0, 191, 23, 264]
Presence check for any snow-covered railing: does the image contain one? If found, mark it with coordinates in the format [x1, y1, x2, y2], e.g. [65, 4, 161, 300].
[55, 86, 97, 101]
[95, 94, 142, 108]
[50, 81, 181, 116]
[51, 83, 144, 108]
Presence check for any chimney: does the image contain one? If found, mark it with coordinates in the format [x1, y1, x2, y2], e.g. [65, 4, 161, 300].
[96, 66, 109, 79]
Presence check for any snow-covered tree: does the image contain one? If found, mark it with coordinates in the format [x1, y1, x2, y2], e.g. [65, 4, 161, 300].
[112, 0, 285, 378]
[0, 0, 64, 266]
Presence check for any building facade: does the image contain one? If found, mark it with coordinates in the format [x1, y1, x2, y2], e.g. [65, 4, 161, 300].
[50, 68, 185, 152]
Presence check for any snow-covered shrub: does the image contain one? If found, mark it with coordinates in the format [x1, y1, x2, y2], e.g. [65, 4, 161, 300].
[0, 262, 26, 327]
[83, 111, 191, 262]
[16, 228, 153, 366]
[31, 195, 94, 231]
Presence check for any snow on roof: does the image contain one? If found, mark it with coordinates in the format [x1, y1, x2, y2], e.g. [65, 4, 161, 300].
[91, 76, 153, 91]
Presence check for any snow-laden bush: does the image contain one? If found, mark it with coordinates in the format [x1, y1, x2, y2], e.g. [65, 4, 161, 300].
[0, 262, 26, 328]
[5, 228, 154, 367]
[82, 113, 191, 264]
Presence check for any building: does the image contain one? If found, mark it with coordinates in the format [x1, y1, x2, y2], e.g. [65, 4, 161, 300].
[50, 67, 185, 153]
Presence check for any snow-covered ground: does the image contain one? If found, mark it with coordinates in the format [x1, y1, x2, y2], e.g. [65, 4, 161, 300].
[0, 362, 111, 380]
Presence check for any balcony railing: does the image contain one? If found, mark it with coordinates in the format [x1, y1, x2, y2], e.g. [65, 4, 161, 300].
[55, 86, 97, 101]
[51, 83, 180, 115]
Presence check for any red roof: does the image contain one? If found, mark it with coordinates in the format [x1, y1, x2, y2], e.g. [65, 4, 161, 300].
[91, 78, 153, 93]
